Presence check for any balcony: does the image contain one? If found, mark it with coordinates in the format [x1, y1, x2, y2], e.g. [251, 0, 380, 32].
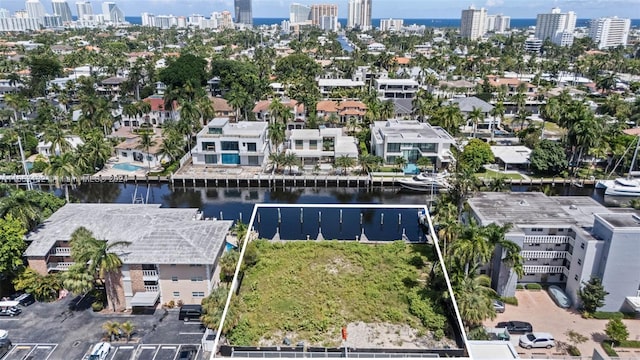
[142, 270, 158, 281]
[51, 247, 71, 256]
[144, 285, 159, 292]
[523, 265, 569, 275]
[521, 251, 572, 262]
[47, 262, 74, 272]
[525, 235, 573, 244]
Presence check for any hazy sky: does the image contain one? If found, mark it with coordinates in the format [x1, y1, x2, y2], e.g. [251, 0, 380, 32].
[2, 0, 639, 19]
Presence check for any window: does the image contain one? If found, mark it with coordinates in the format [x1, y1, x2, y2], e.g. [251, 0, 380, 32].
[207, 127, 223, 135]
[387, 143, 400, 152]
[558, 229, 564, 232]
[574, 275, 579, 281]
[192, 292, 205, 297]
[121, 152, 128, 157]
[191, 276, 203, 282]
[309, 140, 318, 150]
[170, 264, 176, 267]
[580, 242, 585, 249]
[221, 141, 239, 151]
[248, 156, 259, 166]
[295, 140, 304, 150]
[146, 155, 153, 161]
[202, 142, 216, 151]
[173, 291, 180, 297]
[189, 264, 203, 267]
[577, 259, 582, 266]
[247, 142, 257, 152]
[171, 276, 178, 282]
[204, 154, 217, 164]
[417, 143, 436, 152]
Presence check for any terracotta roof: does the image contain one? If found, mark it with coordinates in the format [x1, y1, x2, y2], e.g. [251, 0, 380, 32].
[210, 96, 233, 112]
[395, 57, 411, 65]
[143, 96, 178, 112]
[114, 135, 164, 154]
[316, 100, 338, 113]
[252, 100, 303, 114]
[337, 100, 367, 110]
[339, 109, 365, 116]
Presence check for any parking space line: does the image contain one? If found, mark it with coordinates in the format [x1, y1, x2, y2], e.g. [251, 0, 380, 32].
[42, 344, 58, 360]
[119, 346, 135, 349]
[178, 332, 203, 335]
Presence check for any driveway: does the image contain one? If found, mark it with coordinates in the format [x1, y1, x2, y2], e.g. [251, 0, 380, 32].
[486, 290, 640, 358]
[0, 296, 204, 359]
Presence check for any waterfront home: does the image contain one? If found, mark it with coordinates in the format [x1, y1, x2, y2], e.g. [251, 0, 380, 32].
[490, 145, 532, 171]
[114, 132, 167, 169]
[447, 97, 497, 130]
[191, 118, 270, 166]
[252, 99, 305, 129]
[468, 192, 640, 313]
[209, 96, 235, 122]
[37, 135, 84, 157]
[317, 78, 365, 97]
[370, 119, 456, 169]
[120, 95, 179, 127]
[316, 100, 367, 124]
[287, 128, 358, 167]
[374, 78, 419, 99]
[24, 203, 233, 311]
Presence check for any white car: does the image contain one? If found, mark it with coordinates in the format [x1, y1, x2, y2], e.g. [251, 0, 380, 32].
[519, 332, 555, 349]
[87, 342, 112, 360]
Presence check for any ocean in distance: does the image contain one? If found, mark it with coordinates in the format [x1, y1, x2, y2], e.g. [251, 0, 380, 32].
[124, 17, 640, 29]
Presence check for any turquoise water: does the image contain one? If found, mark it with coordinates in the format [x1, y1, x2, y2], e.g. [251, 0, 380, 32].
[225, 242, 237, 252]
[112, 163, 143, 172]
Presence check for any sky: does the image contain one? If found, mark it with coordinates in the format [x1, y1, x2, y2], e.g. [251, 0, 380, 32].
[2, 0, 639, 19]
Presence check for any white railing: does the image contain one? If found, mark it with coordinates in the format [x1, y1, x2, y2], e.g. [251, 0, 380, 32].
[523, 265, 567, 274]
[521, 251, 572, 260]
[51, 247, 71, 256]
[47, 262, 74, 271]
[178, 152, 192, 168]
[524, 235, 572, 244]
[142, 270, 157, 277]
[144, 285, 159, 292]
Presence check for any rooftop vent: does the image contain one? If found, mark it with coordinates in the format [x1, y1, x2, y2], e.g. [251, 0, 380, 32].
[518, 200, 529, 206]
[569, 205, 578, 210]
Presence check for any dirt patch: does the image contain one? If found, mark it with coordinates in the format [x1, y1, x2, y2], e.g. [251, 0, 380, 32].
[312, 256, 363, 275]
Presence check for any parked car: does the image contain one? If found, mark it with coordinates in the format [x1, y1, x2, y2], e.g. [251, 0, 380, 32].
[87, 342, 112, 360]
[547, 285, 571, 308]
[519, 332, 555, 349]
[178, 345, 198, 360]
[493, 299, 505, 313]
[179, 305, 202, 322]
[496, 321, 533, 334]
[0, 301, 21, 317]
[0, 339, 11, 358]
[11, 293, 35, 307]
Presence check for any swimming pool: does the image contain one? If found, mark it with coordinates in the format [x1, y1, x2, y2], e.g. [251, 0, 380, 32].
[112, 163, 144, 172]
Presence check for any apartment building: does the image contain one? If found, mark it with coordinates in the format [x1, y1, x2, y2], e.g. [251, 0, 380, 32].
[24, 204, 233, 310]
[460, 6, 487, 40]
[379, 18, 403, 32]
[535, 8, 576, 46]
[589, 17, 631, 49]
[374, 78, 419, 99]
[287, 128, 358, 166]
[370, 119, 456, 169]
[191, 118, 269, 166]
[468, 192, 640, 313]
[310, 4, 338, 31]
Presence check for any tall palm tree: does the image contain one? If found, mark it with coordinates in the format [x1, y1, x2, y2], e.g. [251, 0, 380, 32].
[3, 93, 28, 123]
[268, 152, 286, 173]
[62, 263, 95, 298]
[267, 121, 286, 153]
[79, 132, 113, 173]
[138, 131, 156, 172]
[335, 155, 356, 175]
[394, 156, 407, 173]
[158, 128, 185, 162]
[358, 154, 381, 175]
[282, 153, 301, 174]
[454, 274, 497, 329]
[450, 220, 492, 276]
[434, 202, 459, 256]
[43, 123, 71, 156]
[541, 97, 561, 140]
[44, 153, 79, 203]
[0, 190, 41, 229]
[468, 107, 484, 138]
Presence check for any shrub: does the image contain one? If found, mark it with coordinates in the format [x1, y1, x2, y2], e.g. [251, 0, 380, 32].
[593, 311, 623, 320]
[166, 300, 175, 308]
[92, 301, 104, 312]
[501, 297, 518, 306]
[516, 284, 524, 290]
[525, 283, 542, 290]
[602, 341, 618, 357]
[31, 160, 48, 173]
[176, 299, 184, 307]
[619, 340, 640, 348]
[567, 345, 581, 356]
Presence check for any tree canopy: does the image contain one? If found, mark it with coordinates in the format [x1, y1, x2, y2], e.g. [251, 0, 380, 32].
[0, 215, 27, 278]
[577, 277, 608, 313]
[274, 53, 322, 83]
[159, 54, 208, 89]
[530, 140, 568, 176]
[459, 139, 494, 173]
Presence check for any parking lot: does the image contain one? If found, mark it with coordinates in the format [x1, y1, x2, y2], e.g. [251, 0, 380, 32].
[486, 290, 640, 357]
[0, 295, 205, 360]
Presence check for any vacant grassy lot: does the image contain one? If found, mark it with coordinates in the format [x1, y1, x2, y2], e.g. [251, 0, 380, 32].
[476, 169, 524, 180]
[227, 240, 448, 347]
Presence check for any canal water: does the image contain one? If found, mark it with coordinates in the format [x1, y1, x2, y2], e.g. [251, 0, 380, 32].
[25, 182, 610, 241]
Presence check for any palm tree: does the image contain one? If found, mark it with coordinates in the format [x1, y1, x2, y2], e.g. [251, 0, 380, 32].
[267, 121, 286, 153]
[44, 153, 79, 203]
[62, 263, 95, 298]
[432, 104, 464, 136]
[450, 220, 492, 276]
[219, 250, 239, 284]
[0, 190, 41, 229]
[380, 100, 395, 120]
[485, 223, 524, 281]
[268, 152, 286, 173]
[3, 93, 28, 123]
[159, 128, 185, 162]
[416, 157, 433, 172]
[137, 131, 156, 172]
[103, 321, 122, 341]
[541, 97, 561, 140]
[78, 132, 113, 173]
[282, 153, 300, 174]
[394, 156, 407, 174]
[454, 274, 497, 329]
[358, 154, 381, 175]
[335, 155, 356, 175]
[468, 107, 484, 138]
[120, 321, 135, 342]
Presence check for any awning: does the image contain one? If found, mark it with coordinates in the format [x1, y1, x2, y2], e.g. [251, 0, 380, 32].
[130, 291, 159, 307]
[625, 296, 640, 312]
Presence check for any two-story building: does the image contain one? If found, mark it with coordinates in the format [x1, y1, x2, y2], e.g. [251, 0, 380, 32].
[210, 96, 235, 122]
[191, 118, 270, 167]
[121, 94, 178, 127]
[316, 100, 367, 124]
[287, 128, 358, 167]
[114, 132, 168, 169]
[317, 79, 365, 97]
[252, 99, 306, 129]
[468, 192, 640, 313]
[374, 78, 419, 99]
[370, 119, 456, 169]
[37, 135, 84, 157]
[24, 203, 234, 311]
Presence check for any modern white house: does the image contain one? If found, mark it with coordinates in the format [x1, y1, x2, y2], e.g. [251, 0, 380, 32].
[370, 119, 456, 169]
[191, 118, 270, 167]
[468, 192, 640, 313]
[374, 78, 419, 99]
[287, 128, 358, 166]
[37, 135, 84, 157]
[317, 78, 365, 97]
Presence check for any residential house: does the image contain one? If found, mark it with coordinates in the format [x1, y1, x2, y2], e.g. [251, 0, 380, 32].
[374, 78, 419, 99]
[317, 79, 365, 97]
[252, 99, 306, 129]
[97, 77, 126, 97]
[209, 96, 235, 122]
[121, 95, 178, 128]
[24, 203, 233, 310]
[468, 192, 640, 313]
[191, 118, 270, 167]
[287, 128, 358, 167]
[448, 96, 497, 130]
[352, 66, 388, 83]
[370, 119, 456, 169]
[490, 145, 532, 171]
[484, 75, 537, 97]
[37, 135, 84, 157]
[316, 100, 367, 124]
[114, 132, 168, 169]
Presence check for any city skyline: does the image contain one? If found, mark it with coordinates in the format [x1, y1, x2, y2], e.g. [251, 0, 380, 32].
[1, 0, 639, 19]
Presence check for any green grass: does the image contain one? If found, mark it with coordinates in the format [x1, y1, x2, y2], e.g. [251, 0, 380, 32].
[475, 169, 524, 180]
[228, 240, 445, 346]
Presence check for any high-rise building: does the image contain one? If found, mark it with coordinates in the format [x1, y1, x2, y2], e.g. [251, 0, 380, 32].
[535, 7, 577, 46]
[379, 18, 403, 32]
[102, 2, 124, 23]
[589, 17, 631, 49]
[76, 1, 93, 20]
[25, 0, 46, 23]
[234, 0, 252, 26]
[0, 16, 40, 31]
[51, 0, 73, 22]
[0, 8, 10, 18]
[141, 12, 155, 26]
[43, 14, 62, 27]
[347, 0, 371, 30]
[460, 5, 487, 40]
[289, 3, 311, 25]
[311, 4, 337, 27]
[319, 15, 337, 31]
[486, 13, 510, 33]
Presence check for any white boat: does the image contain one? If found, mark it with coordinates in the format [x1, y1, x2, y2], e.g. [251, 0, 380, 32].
[603, 178, 640, 196]
[398, 172, 450, 192]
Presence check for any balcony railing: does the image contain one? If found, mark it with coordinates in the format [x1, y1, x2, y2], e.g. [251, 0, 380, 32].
[51, 247, 71, 256]
[144, 285, 159, 292]
[47, 262, 74, 271]
[142, 270, 158, 280]
[524, 235, 573, 244]
[521, 251, 572, 262]
[523, 265, 568, 274]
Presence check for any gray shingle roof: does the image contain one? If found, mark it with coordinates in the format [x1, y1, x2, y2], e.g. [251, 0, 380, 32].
[25, 204, 233, 265]
[449, 97, 494, 113]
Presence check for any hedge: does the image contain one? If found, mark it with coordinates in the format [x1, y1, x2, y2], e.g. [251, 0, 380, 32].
[619, 340, 640, 348]
[516, 284, 524, 290]
[501, 297, 518, 306]
[525, 283, 543, 290]
[567, 345, 581, 356]
[592, 312, 624, 320]
[602, 341, 618, 357]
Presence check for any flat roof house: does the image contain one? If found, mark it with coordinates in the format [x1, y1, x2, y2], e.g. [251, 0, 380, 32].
[287, 128, 358, 167]
[191, 118, 270, 167]
[370, 119, 456, 169]
[468, 192, 640, 313]
[24, 204, 233, 311]
[374, 78, 419, 99]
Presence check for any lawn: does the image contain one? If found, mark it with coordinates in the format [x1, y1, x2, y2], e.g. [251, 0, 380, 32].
[476, 169, 524, 180]
[227, 240, 448, 347]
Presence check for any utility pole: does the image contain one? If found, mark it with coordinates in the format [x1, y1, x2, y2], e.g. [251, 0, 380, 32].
[18, 136, 33, 190]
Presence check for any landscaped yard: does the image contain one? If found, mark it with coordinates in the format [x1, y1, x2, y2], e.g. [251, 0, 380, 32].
[476, 169, 524, 180]
[227, 240, 455, 348]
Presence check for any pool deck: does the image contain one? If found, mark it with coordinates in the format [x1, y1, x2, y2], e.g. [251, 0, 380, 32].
[93, 158, 149, 178]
